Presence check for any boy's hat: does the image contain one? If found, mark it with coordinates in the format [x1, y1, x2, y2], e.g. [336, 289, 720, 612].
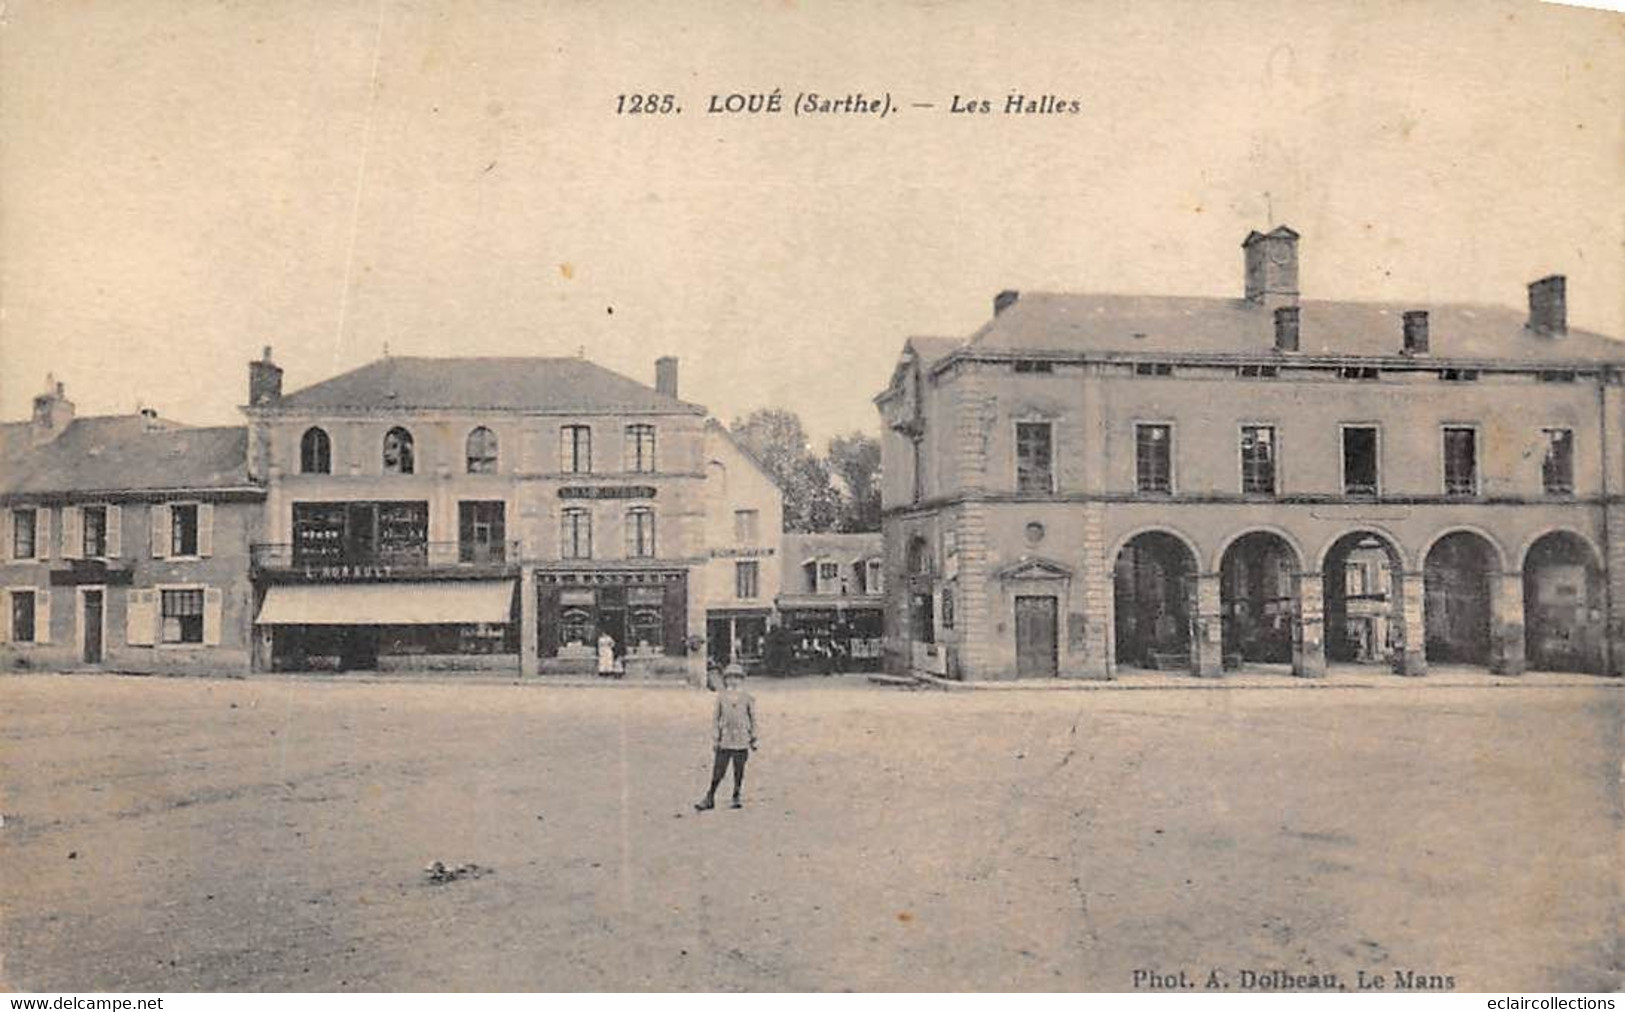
[723, 661, 745, 677]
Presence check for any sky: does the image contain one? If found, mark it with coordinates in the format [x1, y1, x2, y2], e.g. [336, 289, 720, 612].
[1, 0, 1621, 446]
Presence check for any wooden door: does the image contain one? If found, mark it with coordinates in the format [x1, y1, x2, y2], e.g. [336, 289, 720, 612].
[1015, 595, 1058, 678]
[82, 590, 103, 664]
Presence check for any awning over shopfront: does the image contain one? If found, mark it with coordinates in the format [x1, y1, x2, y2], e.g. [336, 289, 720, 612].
[257, 581, 516, 625]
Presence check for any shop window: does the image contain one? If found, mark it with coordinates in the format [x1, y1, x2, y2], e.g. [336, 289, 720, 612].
[561, 508, 592, 559]
[1016, 422, 1053, 494]
[171, 504, 200, 556]
[1342, 427, 1379, 496]
[625, 507, 656, 558]
[1240, 426, 1277, 495]
[459, 501, 506, 563]
[383, 427, 415, 475]
[736, 561, 759, 599]
[628, 587, 665, 652]
[12, 508, 36, 559]
[733, 509, 759, 544]
[83, 506, 108, 558]
[559, 589, 596, 648]
[1135, 424, 1172, 494]
[11, 590, 35, 642]
[1542, 428, 1574, 495]
[561, 425, 592, 473]
[1443, 426, 1478, 496]
[300, 427, 331, 474]
[465, 427, 499, 474]
[161, 589, 205, 644]
[625, 424, 656, 473]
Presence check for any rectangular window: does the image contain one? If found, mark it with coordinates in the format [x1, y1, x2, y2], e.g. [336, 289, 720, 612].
[458, 501, 506, 563]
[818, 561, 841, 593]
[1240, 426, 1277, 495]
[1443, 426, 1478, 496]
[733, 509, 760, 544]
[735, 561, 759, 599]
[12, 509, 36, 560]
[1542, 428, 1574, 495]
[171, 504, 199, 556]
[161, 589, 205, 644]
[625, 424, 656, 473]
[560, 425, 592, 473]
[1135, 424, 1172, 494]
[561, 508, 592, 559]
[11, 590, 35, 643]
[1342, 427, 1379, 496]
[83, 506, 108, 558]
[625, 508, 656, 558]
[1134, 362, 1174, 377]
[1015, 422, 1053, 494]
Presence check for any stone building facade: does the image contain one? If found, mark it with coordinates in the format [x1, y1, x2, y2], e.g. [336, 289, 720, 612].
[0, 380, 263, 674]
[877, 227, 1625, 680]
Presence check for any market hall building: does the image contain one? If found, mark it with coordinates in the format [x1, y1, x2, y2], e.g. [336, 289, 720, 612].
[244, 351, 715, 678]
[877, 227, 1625, 681]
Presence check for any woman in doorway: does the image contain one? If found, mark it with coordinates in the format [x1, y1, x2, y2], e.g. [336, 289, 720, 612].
[597, 631, 619, 678]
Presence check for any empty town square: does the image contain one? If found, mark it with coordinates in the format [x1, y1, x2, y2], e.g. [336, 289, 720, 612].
[1, 671, 1617, 992]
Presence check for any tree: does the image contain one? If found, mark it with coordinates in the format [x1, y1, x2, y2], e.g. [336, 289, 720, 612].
[731, 408, 842, 533]
[827, 431, 882, 532]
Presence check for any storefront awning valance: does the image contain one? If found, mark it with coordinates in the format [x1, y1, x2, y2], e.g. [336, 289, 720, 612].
[257, 581, 515, 625]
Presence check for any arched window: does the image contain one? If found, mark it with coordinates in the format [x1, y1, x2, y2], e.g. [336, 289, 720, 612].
[466, 426, 498, 474]
[626, 506, 656, 558]
[300, 427, 331, 474]
[383, 427, 415, 475]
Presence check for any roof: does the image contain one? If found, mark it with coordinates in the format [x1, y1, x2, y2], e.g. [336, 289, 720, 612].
[704, 418, 784, 492]
[904, 336, 965, 367]
[0, 419, 254, 497]
[274, 357, 706, 414]
[784, 532, 884, 564]
[964, 294, 1625, 364]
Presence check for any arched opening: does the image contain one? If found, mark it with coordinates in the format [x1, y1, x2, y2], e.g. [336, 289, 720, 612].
[299, 427, 331, 474]
[383, 426, 415, 475]
[465, 426, 498, 473]
[1219, 531, 1300, 667]
[1424, 532, 1498, 667]
[1322, 531, 1404, 666]
[1113, 531, 1196, 670]
[1523, 532, 1605, 673]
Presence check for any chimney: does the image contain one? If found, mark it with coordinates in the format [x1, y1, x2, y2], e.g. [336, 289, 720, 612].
[1274, 306, 1300, 353]
[249, 345, 283, 406]
[994, 290, 1020, 316]
[30, 375, 75, 445]
[1402, 310, 1430, 355]
[1243, 226, 1301, 315]
[1527, 275, 1566, 336]
[139, 406, 163, 432]
[655, 356, 678, 398]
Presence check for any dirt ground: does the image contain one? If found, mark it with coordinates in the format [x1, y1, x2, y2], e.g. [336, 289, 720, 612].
[1, 673, 1619, 992]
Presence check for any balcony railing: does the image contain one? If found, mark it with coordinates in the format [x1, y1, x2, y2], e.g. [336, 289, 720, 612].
[252, 541, 520, 572]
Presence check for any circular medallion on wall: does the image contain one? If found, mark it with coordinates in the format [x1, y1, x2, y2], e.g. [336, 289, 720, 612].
[1024, 521, 1045, 545]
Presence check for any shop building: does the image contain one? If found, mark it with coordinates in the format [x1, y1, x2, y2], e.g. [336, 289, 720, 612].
[776, 532, 885, 672]
[244, 350, 712, 677]
[0, 380, 263, 674]
[877, 227, 1625, 680]
[699, 420, 784, 669]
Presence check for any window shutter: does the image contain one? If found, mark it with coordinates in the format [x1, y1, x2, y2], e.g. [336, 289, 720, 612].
[36, 591, 50, 644]
[38, 508, 51, 560]
[106, 505, 122, 557]
[0, 589, 10, 643]
[198, 504, 215, 557]
[126, 590, 156, 647]
[2, 510, 12, 562]
[61, 507, 82, 559]
[203, 587, 223, 646]
[151, 505, 169, 559]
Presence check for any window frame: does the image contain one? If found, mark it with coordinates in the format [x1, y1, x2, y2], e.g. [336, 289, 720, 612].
[1441, 424, 1480, 497]
[382, 426, 415, 475]
[735, 560, 760, 600]
[625, 506, 656, 559]
[1014, 420, 1055, 495]
[10, 588, 36, 643]
[733, 509, 760, 544]
[1238, 424, 1279, 496]
[1541, 427, 1575, 496]
[624, 424, 657, 474]
[1134, 421, 1175, 495]
[158, 585, 206, 645]
[465, 426, 499, 474]
[299, 427, 332, 474]
[560, 507, 593, 560]
[1339, 424, 1381, 497]
[12, 508, 37, 560]
[82, 504, 109, 559]
[561, 425, 593, 474]
[170, 502, 201, 557]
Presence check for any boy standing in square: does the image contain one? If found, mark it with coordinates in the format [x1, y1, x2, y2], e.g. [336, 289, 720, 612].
[696, 664, 757, 811]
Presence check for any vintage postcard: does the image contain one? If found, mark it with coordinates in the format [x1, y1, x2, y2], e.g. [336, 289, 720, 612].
[1, 0, 1621, 995]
